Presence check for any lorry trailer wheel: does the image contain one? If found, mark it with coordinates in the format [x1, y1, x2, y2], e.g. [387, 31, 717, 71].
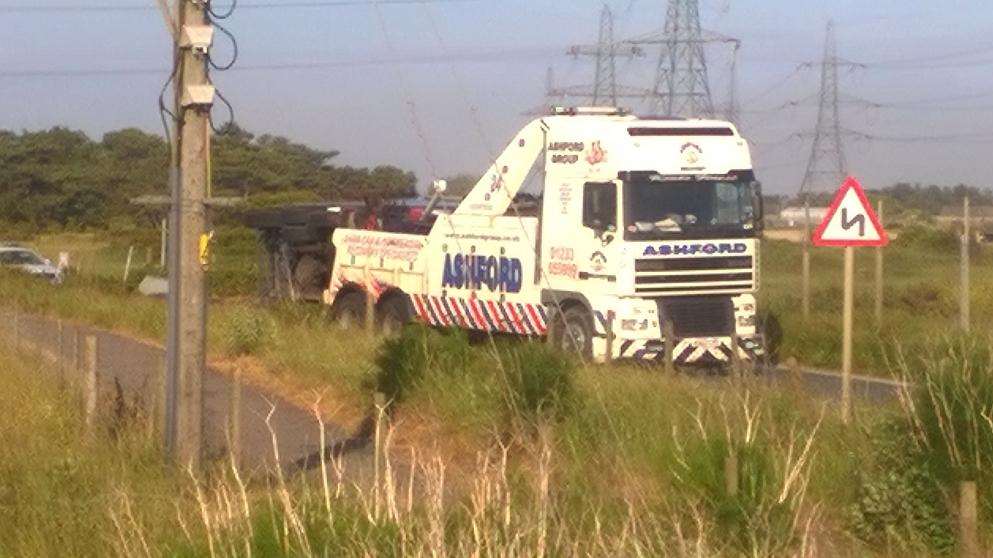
[331, 291, 367, 329]
[377, 295, 412, 335]
[551, 306, 594, 359]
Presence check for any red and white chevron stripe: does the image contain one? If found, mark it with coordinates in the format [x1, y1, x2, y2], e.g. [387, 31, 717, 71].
[410, 294, 548, 336]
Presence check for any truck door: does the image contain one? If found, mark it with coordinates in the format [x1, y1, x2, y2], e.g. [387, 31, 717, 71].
[579, 181, 620, 289]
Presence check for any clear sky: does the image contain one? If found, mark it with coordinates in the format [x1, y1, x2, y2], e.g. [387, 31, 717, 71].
[2, 0, 992, 195]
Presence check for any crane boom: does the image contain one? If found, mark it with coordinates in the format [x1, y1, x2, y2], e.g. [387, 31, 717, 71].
[454, 119, 548, 217]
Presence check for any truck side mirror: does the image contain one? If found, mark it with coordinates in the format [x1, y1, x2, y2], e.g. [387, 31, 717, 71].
[750, 180, 765, 234]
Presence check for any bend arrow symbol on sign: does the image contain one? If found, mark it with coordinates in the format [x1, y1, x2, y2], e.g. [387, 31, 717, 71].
[812, 177, 888, 247]
[840, 208, 865, 236]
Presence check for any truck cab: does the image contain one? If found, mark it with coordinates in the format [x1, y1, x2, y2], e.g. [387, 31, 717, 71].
[327, 107, 764, 366]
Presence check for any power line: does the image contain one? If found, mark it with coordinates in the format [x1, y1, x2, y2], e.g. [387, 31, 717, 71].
[848, 130, 993, 143]
[0, 0, 477, 13]
[0, 47, 563, 79]
[858, 44, 993, 67]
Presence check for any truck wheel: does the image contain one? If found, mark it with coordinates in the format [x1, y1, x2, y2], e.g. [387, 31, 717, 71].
[293, 255, 328, 300]
[331, 291, 367, 329]
[550, 306, 594, 359]
[378, 295, 412, 335]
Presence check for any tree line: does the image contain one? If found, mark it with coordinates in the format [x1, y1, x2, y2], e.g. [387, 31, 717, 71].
[766, 183, 993, 217]
[0, 124, 417, 231]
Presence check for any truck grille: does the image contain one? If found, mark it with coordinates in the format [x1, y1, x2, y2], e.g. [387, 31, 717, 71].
[660, 296, 734, 338]
[634, 256, 753, 295]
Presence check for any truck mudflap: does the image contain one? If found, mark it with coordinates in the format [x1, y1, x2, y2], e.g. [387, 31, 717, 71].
[609, 335, 766, 365]
[409, 293, 549, 336]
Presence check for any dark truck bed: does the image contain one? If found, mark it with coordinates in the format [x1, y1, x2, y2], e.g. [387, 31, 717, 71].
[243, 202, 361, 301]
[242, 200, 439, 302]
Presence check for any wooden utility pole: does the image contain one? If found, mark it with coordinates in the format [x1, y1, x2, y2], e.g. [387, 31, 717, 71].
[874, 200, 884, 327]
[163, 0, 214, 469]
[960, 196, 971, 333]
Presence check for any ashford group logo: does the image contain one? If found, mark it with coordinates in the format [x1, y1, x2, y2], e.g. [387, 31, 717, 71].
[586, 141, 607, 165]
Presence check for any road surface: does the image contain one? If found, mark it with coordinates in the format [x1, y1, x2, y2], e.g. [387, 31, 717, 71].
[4, 310, 375, 476]
[3, 309, 904, 475]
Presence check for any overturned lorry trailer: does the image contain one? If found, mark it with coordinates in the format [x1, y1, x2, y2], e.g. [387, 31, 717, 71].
[243, 199, 457, 301]
[244, 202, 362, 301]
[325, 107, 767, 366]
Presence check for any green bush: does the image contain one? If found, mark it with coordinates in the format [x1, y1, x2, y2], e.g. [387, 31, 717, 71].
[848, 421, 955, 553]
[500, 342, 577, 422]
[370, 325, 470, 405]
[896, 223, 958, 252]
[222, 306, 276, 355]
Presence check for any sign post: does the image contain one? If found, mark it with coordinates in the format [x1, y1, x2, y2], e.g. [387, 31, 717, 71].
[812, 177, 888, 424]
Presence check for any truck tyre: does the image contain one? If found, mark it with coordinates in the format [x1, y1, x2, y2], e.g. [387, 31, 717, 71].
[331, 291, 367, 329]
[293, 255, 328, 300]
[550, 306, 594, 359]
[378, 295, 412, 335]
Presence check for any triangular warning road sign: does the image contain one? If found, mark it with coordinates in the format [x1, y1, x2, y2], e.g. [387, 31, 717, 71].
[812, 177, 888, 247]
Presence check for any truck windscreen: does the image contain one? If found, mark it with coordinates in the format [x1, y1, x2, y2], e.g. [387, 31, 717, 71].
[623, 173, 757, 240]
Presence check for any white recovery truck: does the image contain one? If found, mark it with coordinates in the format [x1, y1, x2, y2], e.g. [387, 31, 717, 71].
[324, 107, 766, 366]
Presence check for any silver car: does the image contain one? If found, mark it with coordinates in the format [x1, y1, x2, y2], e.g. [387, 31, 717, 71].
[0, 246, 63, 284]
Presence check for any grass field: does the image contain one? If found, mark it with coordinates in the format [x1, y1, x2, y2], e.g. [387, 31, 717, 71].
[761, 232, 993, 373]
[6, 219, 993, 556]
[4, 310, 992, 555]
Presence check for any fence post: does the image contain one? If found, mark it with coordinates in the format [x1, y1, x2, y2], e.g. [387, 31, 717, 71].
[148, 353, 166, 443]
[229, 366, 242, 469]
[160, 218, 168, 269]
[802, 201, 811, 321]
[960, 196, 971, 333]
[122, 245, 135, 286]
[57, 319, 65, 384]
[730, 332, 742, 380]
[83, 335, 98, 436]
[72, 328, 81, 378]
[959, 480, 978, 558]
[724, 450, 739, 497]
[663, 319, 676, 375]
[874, 200, 884, 328]
[604, 311, 615, 362]
[373, 391, 387, 519]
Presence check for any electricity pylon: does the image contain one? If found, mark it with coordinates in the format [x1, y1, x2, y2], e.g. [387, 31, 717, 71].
[627, 0, 738, 118]
[799, 21, 860, 194]
[550, 5, 646, 107]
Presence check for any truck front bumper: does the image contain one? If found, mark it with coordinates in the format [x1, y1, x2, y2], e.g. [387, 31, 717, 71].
[605, 334, 766, 366]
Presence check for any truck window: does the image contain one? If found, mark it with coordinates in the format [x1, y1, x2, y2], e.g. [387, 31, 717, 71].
[582, 182, 617, 232]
